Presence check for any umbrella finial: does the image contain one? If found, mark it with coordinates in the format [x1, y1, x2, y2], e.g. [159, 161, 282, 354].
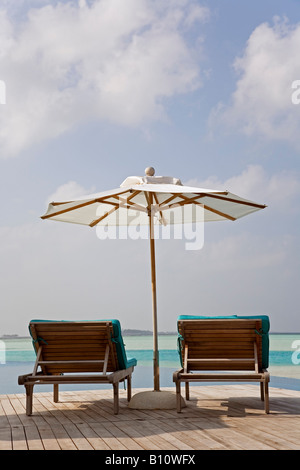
[145, 167, 155, 176]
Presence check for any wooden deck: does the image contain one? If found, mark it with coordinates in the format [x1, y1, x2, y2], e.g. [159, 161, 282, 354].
[1, 385, 300, 451]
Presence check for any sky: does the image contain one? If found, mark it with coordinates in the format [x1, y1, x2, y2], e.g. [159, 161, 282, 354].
[0, 0, 300, 335]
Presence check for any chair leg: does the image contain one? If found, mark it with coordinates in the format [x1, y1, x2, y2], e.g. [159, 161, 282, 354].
[185, 382, 190, 401]
[127, 375, 132, 402]
[25, 384, 34, 416]
[260, 382, 264, 401]
[113, 382, 119, 415]
[264, 381, 270, 414]
[176, 381, 182, 413]
[53, 384, 59, 403]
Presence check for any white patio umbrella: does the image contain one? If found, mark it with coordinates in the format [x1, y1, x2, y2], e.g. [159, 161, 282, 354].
[41, 167, 266, 407]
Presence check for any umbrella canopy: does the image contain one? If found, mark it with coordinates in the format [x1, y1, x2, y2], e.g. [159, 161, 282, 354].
[41, 167, 266, 392]
[42, 169, 265, 226]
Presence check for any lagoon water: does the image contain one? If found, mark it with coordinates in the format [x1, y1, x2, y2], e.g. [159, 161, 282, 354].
[0, 334, 300, 394]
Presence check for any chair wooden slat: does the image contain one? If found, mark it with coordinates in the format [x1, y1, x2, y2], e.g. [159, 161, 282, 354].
[173, 318, 270, 413]
[18, 320, 136, 416]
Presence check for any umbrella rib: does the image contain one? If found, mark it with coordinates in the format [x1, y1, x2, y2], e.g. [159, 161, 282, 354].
[41, 199, 99, 219]
[176, 194, 237, 221]
[89, 191, 145, 227]
[158, 195, 236, 221]
[157, 194, 179, 209]
[144, 191, 167, 226]
[97, 200, 120, 207]
[125, 189, 141, 201]
[174, 194, 205, 205]
[159, 195, 203, 210]
[201, 203, 236, 221]
[51, 201, 74, 206]
[201, 192, 267, 209]
[111, 190, 139, 203]
[96, 189, 140, 205]
[159, 191, 266, 210]
[89, 205, 120, 227]
[167, 192, 266, 219]
[157, 194, 207, 211]
[111, 190, 147, 213]
[164, 200, 236, 220]
[153, 193, 167, 226]
[144, 191, 151, 214]
[118, 200, 147, 213]
[41, 189, 131, 220]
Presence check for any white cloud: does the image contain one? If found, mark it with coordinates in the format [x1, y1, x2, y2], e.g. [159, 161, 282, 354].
[201, 233, 287, 271]
[46, 181, 95, 204]
[183, 164, 300, 276]
[210, 17, 300, 147]
[1, 164, 299, 335]
[185, 164, 300, 212]
[0, 0, 207, 157]
[0, 221, 154, 335]
[183, 4, 210, 28]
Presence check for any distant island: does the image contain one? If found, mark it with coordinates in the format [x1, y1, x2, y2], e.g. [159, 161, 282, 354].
[122, 329, 176, 336]
[0, 334, 20, 338]
[122, 330, 300, 336]
[0, 334, 29, 339]
[1, 330, 299, 339]
[0, 330, 177, 339]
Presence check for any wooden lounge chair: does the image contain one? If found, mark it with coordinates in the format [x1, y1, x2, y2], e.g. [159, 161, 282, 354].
[18, 319, 137, 416]
[173, 315, 270, 414]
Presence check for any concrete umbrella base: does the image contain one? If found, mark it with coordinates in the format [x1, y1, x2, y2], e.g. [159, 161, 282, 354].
[128, 390, 186, 410]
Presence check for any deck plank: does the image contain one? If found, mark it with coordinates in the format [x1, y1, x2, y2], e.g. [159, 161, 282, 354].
[24, 426, 44, 450]
[1, 385, 300, 451]
[0, 428, 12, 450]
[38, 426, 61, 450]
[101, 421, 144, 451]
[11, 426, 28, 451]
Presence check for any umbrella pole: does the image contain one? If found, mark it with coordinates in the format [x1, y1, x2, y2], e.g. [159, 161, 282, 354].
[149, 197, 160, 392]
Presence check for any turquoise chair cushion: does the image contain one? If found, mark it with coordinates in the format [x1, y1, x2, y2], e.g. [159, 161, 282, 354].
[177, 315, 270, 369]
[29, 319, 137, 370]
